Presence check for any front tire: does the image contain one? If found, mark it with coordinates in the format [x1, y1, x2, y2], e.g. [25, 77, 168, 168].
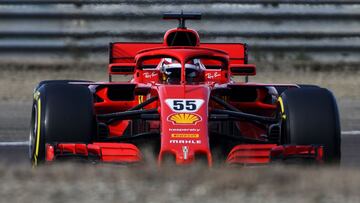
[29, 83, 96, 165]
[279, 87, 341, 163]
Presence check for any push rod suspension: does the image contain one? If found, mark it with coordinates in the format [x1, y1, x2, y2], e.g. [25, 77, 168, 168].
[129, 96, 158, 110]
[97, 108, 158, 120]
[211, 109, 278, 124]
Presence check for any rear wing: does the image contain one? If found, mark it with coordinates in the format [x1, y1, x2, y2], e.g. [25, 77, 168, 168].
[109, 42, 247, 64]
[108, 42, 248, 80]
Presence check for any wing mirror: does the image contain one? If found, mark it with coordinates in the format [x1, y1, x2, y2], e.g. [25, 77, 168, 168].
[230, 64, 256, 76]
[108, 63, 136, 75]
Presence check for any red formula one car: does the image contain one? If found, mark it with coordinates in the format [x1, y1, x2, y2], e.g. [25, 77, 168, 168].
[29, 13, 340, 166]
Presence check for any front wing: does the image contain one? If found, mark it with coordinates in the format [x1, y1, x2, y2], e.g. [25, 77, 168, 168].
[45, 143, 323, 165]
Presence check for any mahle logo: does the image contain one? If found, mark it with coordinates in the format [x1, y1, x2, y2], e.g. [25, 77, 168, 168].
[169, 140, 201, 144]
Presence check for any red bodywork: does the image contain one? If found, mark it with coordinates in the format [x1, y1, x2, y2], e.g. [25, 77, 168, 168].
[46, 18, 322, 166]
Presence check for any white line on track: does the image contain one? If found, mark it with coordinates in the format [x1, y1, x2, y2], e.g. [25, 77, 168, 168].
[341, 131, 360, 135]
[0, 131, 359, 146]
[0, 141, 29, 146]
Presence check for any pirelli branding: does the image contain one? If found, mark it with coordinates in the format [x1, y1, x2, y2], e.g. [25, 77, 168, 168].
[171, 134, 199, 138]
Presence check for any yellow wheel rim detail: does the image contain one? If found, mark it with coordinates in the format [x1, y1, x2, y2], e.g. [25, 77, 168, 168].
[278, 97, 286, 120]
[33, 92, 41, 166]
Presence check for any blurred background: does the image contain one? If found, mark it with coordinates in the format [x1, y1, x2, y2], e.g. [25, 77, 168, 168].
[0, 1, 360, 203]
[1, 0, 360, 70]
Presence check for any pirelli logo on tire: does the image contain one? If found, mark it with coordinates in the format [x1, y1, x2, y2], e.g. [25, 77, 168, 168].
[171, 134, 199, 138]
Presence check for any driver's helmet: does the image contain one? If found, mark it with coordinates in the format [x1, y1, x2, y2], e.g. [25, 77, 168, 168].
[161, 58, 202, 83]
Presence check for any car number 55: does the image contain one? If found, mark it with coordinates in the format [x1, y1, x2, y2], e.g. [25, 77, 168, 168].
[166, 99, 204, 112]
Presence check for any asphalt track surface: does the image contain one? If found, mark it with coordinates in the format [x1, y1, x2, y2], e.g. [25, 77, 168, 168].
[0, 100, 359, 167]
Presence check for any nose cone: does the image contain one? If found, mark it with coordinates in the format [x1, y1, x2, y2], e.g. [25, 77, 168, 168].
[157, 84, 212, 166]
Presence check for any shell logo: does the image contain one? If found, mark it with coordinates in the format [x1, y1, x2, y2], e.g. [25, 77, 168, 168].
[168, 113, 201, 125]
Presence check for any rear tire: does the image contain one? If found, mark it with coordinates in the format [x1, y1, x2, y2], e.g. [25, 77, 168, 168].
[279, 87, 341, 163]
[29, 83, 96, 165]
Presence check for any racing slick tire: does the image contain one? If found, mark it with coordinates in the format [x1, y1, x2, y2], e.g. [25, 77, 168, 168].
[275, 84, 320, 95]
[29, 83, 96, 165]
[34, 80, 92, 92]
[278, 87, 341, 163]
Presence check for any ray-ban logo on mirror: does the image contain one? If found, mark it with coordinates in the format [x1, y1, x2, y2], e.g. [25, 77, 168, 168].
[165, 99, 204, 112]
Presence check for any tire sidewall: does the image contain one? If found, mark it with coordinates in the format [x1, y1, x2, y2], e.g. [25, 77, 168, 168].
[29, 83, 96, 165]
[29, 90, 46, 165]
